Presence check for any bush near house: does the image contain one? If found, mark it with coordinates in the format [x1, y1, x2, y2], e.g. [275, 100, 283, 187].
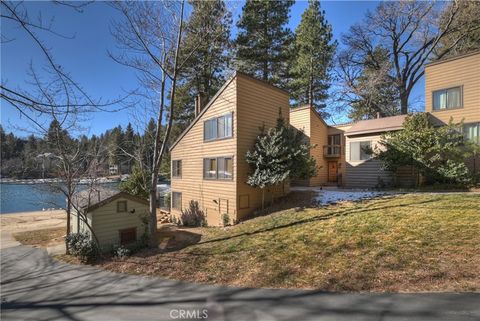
[179, 200, 207, 227]
[374, 113, 479, 186]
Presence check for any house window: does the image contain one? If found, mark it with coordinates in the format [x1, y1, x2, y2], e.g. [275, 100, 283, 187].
[119, 227, 136, 245]
[464, 123, 480, 144]
[204, 113, 233, 141]
[432, 86, 462, 110]
[172, 160, 182, 178]
[117, 201, 127, 213]
[172, 192, 182, 210]
[350, 141, 372, 161]
[203, 157, 233, 180]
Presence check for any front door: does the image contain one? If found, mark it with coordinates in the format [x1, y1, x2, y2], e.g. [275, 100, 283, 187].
[328, 161, 338, 183]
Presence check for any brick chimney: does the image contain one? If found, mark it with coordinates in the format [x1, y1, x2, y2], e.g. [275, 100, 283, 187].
[194, 92, 206, 117]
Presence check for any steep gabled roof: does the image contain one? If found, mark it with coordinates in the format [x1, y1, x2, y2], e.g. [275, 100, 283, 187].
[73, 187, 148, 213]
[169, 71, 289, 151]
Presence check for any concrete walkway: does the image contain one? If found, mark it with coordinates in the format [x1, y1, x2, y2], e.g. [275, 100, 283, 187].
[1, 245, 479, 321]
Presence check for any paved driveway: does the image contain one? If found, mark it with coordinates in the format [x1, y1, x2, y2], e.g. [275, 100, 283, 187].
[1, 246, 479, 321]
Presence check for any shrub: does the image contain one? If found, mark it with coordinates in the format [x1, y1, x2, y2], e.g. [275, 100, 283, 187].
[112, 245, 131, 259]
[180, 200, 207, 227]
[65, 232, 98, 263]
[221, 213, 230, 227]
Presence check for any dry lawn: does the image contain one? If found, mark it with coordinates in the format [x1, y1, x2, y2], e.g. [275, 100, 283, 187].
[86, 194, 479, 292]
[14, 227, 65, 247]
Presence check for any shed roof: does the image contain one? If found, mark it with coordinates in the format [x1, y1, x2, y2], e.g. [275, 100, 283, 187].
[73, 187, 149, 212]
[345, 115, 408, 136]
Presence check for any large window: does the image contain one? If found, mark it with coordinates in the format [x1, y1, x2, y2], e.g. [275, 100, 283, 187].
[204, 113, 233, 141]
[432, 87, 462, 110]
[350, 141, 372, 161]
[203, 157, 233, 180]
[172, 160, 182, 178]
[464, 123, 480, 144]
[172, 192, 182, 210]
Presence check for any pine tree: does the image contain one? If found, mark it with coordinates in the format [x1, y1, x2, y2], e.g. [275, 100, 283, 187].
[246, 112, 316, 210]
[235, 0, 294, 88]
[291, 0, 336, 113]
[174, 0, 231, 124]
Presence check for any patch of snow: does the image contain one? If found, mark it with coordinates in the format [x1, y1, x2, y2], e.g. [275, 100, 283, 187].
[315, 189, 385, 205]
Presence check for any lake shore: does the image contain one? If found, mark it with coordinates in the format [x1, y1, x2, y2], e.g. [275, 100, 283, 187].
[1, 210, 66, 233]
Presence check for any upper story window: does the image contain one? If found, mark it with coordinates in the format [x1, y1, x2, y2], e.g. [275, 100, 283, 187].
[204, 113, 233, 141]
[203, 157, 233, 180]
[432, 86, 462, 111]
[464, 123, 479, 145]
[117, 201, 127, 213]
[350, 141, 371, 161]
[172, 160, 182, 178]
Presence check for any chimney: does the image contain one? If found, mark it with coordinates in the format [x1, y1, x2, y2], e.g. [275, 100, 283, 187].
[376, 112, 381, 119]
[194, 92, 206, 117]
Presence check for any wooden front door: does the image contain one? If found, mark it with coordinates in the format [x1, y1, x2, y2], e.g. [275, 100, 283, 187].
[119, 227, 137, 245]
[328, 161, 338, 182]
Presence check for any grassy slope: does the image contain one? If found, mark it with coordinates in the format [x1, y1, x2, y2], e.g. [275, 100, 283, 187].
[100, 194, 480, 292]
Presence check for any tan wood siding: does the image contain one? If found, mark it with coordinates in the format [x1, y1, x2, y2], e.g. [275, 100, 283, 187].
[236, 74, 290, 220]
[327, 124, 352, 186]
[90, 198, 149, 251]
[171, 78, 237, 226]
[307, 109, 328, 186]
[425, 53, 480, 124]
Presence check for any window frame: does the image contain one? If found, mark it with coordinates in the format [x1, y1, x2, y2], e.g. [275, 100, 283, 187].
[117, 200, 127, 213]
[203, 112, 234, 142]
[463, 122, 480, 145]
[172, 192, 182, 211]
[349, 141, 372, 162]
[432, 86, 463, 111]
[172, 160, 182, 178]
[203, 156, 234, 181]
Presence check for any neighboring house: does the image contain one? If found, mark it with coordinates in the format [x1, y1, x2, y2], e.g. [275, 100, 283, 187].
[71, 188, 149, 251]
[425, 51, 480, 173]
[291, 51, 479, 188]
[169, 71, 290, 226]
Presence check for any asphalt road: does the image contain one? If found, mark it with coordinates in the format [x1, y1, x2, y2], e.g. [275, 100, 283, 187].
[1, 245, 479, 321]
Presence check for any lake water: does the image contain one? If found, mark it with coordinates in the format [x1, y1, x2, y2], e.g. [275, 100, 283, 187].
[0, 183, 119, 214]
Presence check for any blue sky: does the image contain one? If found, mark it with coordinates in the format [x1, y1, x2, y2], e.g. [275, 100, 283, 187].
[1, 1, 424, 137]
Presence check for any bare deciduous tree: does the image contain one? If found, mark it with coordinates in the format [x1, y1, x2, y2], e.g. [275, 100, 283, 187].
[338, 0, 480, 115]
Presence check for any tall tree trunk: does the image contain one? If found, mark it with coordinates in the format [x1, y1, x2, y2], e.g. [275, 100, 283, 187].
[148, 174, 158, 247]
[66, 198, 71, 254]
[400, 89, 409, 114]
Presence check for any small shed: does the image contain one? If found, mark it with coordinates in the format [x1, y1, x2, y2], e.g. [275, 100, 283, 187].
[71, 188, 149, 252]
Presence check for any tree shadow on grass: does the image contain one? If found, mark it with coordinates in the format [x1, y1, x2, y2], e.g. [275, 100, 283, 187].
[1, 246, 476, 321]
[196, 197, 439, 247]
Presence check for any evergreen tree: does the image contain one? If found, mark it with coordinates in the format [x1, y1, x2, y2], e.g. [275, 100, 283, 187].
[235, 0, 294, 88]
[246, 112, 316, 210]
[291, 0, 336, 113]
[375, 113, 478, 186]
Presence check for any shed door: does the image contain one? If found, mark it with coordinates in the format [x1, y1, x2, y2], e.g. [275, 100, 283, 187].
[119, 227, 137, 245]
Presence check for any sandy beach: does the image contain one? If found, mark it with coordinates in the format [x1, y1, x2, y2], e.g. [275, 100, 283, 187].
[1, 210, 66, 233]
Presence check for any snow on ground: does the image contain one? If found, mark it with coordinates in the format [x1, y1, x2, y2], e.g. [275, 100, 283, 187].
[291, 186, 387, 205]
